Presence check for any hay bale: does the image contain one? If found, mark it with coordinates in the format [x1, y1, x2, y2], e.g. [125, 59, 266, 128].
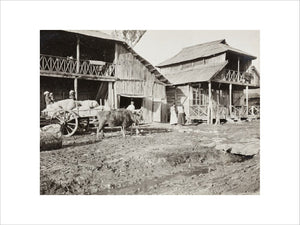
[40, 124, 62, 151]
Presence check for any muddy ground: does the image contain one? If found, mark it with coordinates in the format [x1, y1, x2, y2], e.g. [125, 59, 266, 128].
[40, 120, 260, 195]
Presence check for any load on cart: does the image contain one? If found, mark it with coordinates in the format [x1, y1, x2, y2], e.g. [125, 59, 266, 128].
[40, 90, 110, 137]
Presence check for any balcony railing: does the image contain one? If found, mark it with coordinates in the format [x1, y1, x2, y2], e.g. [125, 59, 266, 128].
[214, 69, 253, 85]
[40, 54, 115, 77]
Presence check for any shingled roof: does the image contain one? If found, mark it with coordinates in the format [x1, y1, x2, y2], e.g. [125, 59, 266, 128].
[157, 39, 256, 67]
[163, 61, 228, 85]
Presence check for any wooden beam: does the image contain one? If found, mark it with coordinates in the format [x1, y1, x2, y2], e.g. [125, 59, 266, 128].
[229, 83, 232, 117]
[40, 71, 117, 82]
[210, 79, 259, 87]
[208, 81, 212, 124]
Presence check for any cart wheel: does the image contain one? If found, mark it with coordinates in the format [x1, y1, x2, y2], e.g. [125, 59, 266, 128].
[51, 109, 78, 137]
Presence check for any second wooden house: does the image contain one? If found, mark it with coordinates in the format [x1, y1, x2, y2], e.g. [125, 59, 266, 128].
[157, 39, 260, 123]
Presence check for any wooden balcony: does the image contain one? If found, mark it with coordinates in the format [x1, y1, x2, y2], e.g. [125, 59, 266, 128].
[40, 54, 115, 80]
[213, 69, 255, 86]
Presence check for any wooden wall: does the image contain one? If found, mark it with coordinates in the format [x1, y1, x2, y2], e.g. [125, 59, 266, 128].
[114, 43, 167, 123]
[160, 53, 226, 74]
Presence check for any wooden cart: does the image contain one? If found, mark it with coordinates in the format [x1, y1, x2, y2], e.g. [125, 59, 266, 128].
[40, 107, 104, 137]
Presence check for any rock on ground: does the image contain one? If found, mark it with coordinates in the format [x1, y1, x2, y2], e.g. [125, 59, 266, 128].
[230, 143, 260, 156]
[40, 124, 62, 151]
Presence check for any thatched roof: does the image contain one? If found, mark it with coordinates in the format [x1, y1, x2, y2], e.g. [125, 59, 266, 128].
[157, 39, 256, 67]
[163, 62, 228, 85]
[63, 30, 170, 85]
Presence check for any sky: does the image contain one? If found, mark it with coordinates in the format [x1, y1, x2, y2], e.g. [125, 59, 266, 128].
[103, 30, 260, 70]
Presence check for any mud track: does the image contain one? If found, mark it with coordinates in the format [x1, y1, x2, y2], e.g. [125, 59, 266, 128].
[40, 120, 260, 195]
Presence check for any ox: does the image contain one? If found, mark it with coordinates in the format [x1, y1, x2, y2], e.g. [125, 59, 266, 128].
[96, 109, 143, 139]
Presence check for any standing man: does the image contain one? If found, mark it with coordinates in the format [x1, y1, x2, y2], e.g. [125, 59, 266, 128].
[69, 90, 76, 100]
[126, 100, 135, 112]
[49, 92, 55, 104]
[44, 91, 51, 108]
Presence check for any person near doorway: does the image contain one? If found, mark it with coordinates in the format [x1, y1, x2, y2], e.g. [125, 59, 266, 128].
[177, 104, 186, 125]
[69, 90, 76, 100]
[126, 100, 135, 112]
[44, 91, 51, 107]
[49, 92, 55, 104]
[170, 102, 178, 125]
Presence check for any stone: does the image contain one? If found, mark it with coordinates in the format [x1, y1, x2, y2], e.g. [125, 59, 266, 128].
[230, 143, 260, 156]
[199, 141, 216, 148]
[40, 124, 62, 151]
[215, 144, 232, 152]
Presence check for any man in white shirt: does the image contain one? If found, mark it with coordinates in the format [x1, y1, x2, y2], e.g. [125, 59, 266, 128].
[126, 100, 135, 111]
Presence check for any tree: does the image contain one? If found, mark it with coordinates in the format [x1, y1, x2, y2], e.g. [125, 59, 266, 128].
[112, 30, 146, 47]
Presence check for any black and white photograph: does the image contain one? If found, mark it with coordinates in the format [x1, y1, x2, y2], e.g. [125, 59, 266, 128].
[40, 30, 260, 195]
[1, 1, 299, 224]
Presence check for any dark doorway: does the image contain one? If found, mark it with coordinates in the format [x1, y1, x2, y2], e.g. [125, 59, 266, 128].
[119, 96, 143, 109]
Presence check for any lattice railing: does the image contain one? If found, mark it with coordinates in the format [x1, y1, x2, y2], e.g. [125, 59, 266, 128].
[249, 105, 260, 116]
[214, 69, 253, 84]
[231, 105, 248, 118]
[40, 54, 115, 76]
[189, 105, 208, 118]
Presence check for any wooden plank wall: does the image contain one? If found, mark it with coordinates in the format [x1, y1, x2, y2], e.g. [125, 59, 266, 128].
[114, 43, 167, 123]
[160, 53, 226, 74]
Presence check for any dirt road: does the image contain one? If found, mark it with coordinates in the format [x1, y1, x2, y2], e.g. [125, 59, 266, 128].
[40, 120, 260, 195]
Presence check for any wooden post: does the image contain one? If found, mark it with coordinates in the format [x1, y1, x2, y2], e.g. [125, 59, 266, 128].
[246, 85, 249, 116]
[108, 82, 113, 108]
[229, 83, 232, 117]
[76, 36, 80, 74]
[114, 43, 118, 77]
[74, 36, 80, 100]
[208, 81, 212, 124]
[114, 83, 118, 109]
[237, 57, 240, 74]
[74, 78, 78, 100]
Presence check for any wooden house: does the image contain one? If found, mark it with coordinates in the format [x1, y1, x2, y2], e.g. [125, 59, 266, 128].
[156, 39, 260, 123]
[40, 30, 169, 123]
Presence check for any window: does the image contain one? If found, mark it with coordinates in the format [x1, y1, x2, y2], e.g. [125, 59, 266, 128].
[192, 87, 208, 105]
[192, 87, 200, 105]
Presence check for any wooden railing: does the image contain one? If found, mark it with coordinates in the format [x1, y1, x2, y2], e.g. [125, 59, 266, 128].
[189, 105, 208, 119]
[214, 69, 253, 85]
[190, 104, 259, 120]
[249, 105, 260, 117]
[40, 54, 115, 77]
[231, 105, 248, 118]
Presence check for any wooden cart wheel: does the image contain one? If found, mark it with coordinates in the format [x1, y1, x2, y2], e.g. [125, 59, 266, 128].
[51, 109, 78, 137]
